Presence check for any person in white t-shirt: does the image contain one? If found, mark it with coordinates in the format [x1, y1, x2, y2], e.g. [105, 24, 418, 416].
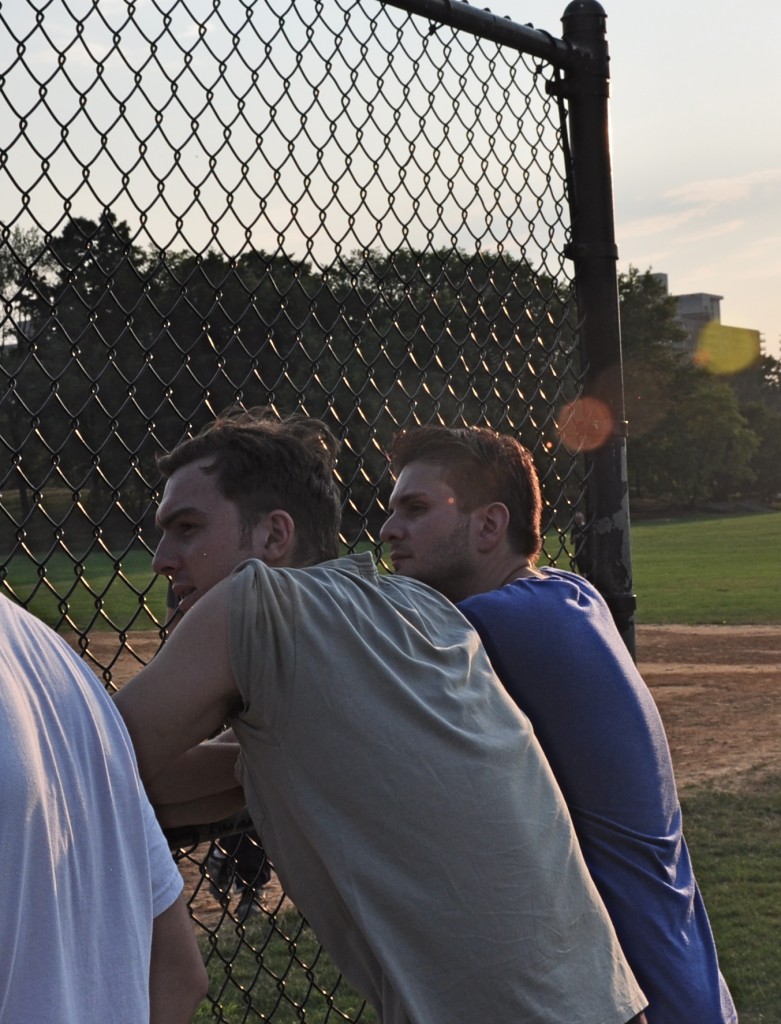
[0, 593, 207, 1023]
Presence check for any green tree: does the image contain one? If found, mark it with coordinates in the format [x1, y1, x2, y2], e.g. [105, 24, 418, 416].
[1, 215, 167, 552]
[728, 353, 781, 501]
[619, 267, 688, 445]
[739, 401, 781, 502]
[670, 371, 758, 504]
[320, 247, 578, 531]
[619, 267, 760, 503]
[729, 353, 781, 410]
[322, 246, 575, 434]
[40, 214, 165, 546]
[2, 232, 584, 550]
[0, 226, 62, 527]
[144, 247, 322, 448]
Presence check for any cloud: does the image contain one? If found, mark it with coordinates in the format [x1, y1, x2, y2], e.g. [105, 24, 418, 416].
[731, 234, 781, 279]
[618, 208, 700, 240]
[686, 218, 745, 240]
[664, 168, 781, 208]
[617, 167, 781, 243]
[618, 211, 743, 243]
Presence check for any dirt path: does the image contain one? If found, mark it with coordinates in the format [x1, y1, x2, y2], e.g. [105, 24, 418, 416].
[636, 624, 781, 790]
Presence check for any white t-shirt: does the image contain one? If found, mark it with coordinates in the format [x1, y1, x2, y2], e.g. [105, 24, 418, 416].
[0, 596, 183, 1023]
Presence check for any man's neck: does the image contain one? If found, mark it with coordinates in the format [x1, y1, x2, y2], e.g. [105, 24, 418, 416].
[461, 554, 540, 601]
[498, 561, 540, 588]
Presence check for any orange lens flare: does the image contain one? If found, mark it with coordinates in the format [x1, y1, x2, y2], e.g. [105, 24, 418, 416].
[557, 397, 614, 453]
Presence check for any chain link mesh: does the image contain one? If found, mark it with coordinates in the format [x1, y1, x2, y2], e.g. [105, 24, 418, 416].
[1, 0, 593, 1018]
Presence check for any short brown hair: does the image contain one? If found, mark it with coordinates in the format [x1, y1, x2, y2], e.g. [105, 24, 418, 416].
[158, 407, 342, 564]
[388, 425, 542, 560]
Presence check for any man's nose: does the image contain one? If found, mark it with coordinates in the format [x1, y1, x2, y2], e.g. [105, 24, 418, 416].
[152, 536, 176, 578]
[379, 513, 399, 542]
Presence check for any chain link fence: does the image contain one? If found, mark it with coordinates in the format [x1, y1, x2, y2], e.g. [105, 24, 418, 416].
[1, 0, 630, 1018]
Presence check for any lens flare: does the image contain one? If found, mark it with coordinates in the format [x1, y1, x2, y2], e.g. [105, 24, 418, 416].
[557, 396, 614, 453]
[694, 322, 761, 376]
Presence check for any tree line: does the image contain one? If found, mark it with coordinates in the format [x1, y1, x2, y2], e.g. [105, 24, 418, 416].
[0, 213, 581, 551]
[1, 215, 779, 558]
[619, 267, 781, 507]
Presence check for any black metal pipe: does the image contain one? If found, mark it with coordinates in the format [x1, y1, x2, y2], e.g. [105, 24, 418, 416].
[557, 0, 637, 655]
[379, 0, 593, 71]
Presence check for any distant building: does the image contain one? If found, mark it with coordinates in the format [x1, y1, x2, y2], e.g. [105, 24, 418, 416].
[652, 273, 761, 371]
[674, 291, 724, 353]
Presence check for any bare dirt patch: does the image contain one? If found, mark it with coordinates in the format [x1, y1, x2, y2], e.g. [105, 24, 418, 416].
[636, 624, 781, 791]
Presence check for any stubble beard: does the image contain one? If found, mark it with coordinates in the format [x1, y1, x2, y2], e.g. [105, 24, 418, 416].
[421, 515, 477, 604]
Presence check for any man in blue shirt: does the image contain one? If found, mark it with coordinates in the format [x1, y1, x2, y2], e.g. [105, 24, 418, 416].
[381, 423, 737, 1024]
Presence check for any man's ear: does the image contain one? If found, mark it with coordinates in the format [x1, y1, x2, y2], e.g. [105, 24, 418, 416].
[474, 502, 510, 553]
[260, 509, 297, 565]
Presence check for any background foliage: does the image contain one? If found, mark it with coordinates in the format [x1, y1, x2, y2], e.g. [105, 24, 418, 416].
[1, 216, 581, 560]
[619, 268, 781, 507]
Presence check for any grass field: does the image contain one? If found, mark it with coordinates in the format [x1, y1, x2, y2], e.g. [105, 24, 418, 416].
[630, 510, 780, 624]
[3, 510, 780, 629]
[1, 548, 168, 631]
[682, 772, 781, 1024]
[194, 913, 377, 1024]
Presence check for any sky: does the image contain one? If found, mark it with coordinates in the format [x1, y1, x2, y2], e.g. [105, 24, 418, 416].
[3, 0, 779, 361]
[489, 0, 781, 360]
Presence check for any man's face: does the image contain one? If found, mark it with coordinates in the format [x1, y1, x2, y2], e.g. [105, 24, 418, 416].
[380, 461, 479, 602]
[153, 458, 262, 614]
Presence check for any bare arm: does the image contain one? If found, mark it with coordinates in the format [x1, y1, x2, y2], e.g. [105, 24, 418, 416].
[143, 739, 242, 805]
[149, 894, 208, 1024]
[116, 576, 242, 805]
[154, 785, 247, 829]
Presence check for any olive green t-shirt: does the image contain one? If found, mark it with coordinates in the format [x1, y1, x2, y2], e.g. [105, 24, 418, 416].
[229, 553, 645, 1024]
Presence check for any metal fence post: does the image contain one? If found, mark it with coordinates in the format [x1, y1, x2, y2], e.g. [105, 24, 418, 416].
[555, 0, 637, 655]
